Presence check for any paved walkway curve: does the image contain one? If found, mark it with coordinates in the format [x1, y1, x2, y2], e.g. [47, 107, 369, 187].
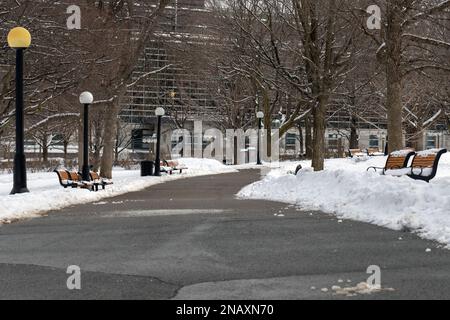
[0, 170, 449, 299]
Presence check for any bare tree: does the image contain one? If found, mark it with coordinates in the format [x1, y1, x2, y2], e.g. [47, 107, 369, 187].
[358, 0, 450, 152]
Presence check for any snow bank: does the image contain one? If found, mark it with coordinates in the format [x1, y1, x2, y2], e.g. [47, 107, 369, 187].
[238, 153, 450, 247]
[0, 158, 236, 224]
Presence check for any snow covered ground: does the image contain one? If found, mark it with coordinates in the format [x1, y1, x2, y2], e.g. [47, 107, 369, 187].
[238, 153, 450, 248]
[0, 158, 237, 224]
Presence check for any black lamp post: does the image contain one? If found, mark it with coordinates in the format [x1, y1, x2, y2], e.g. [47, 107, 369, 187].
[154, 107, 165, 176]
[256, 111, 264, 165]
[8, 27, 31, 195]
[79, 91, 94, 181]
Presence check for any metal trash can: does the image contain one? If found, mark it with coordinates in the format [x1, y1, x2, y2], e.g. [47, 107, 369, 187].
[141, 161, 154, 177]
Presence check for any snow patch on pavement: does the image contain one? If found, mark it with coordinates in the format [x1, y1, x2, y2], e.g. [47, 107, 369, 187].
[330, 282, 395, 297]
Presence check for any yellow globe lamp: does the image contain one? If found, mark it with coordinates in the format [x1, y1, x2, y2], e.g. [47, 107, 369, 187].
[7, 27, 31, 49]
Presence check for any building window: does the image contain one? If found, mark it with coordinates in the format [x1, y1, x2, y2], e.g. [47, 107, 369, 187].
[369, 135, 379, 148]
[426, 135, 437, 149]
[328, 134, 338, 149]
[286, 133, 297, 146]
[284, 133, 297, 150]
[132, 129, 154, 150]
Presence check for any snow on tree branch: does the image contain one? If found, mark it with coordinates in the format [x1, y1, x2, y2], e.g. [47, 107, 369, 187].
[423, 109, 443, 128]
[126, 64, 175, 88]
[403, 34, 450, 49]
[26, 113, 80, 133]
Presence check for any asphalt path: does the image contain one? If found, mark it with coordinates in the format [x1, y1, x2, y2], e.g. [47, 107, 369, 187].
[0, 170, 449, 299]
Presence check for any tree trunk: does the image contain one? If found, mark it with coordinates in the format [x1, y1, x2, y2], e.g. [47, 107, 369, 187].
[385, 2, 404, 152]
[114, 148, 119, 164]
[160, 129, 172, 161]
[311, 97, 328, 171]
[114, 117, 122, 164]
[349, 114, 359, 149]
[42, 149, 48, 163]
[266, 126, 272, 160]
[298, 123, 304, 156]
[261, 89, 272, 161]
[264, 115, 272, 160]
[63, 140, 68, 167]
[337, 137, 343, 158]
[100, 102, 119, 179]
[305, 114, 313, 159]
[406, 126, 424, 151]
[93, 124, 103, 171]
[42, 139, 48, 163]
[92, 146, 101, 172]
[233, 136, 238, 165]
[114, 123, 120, 163]
[416, 130, 424, 151]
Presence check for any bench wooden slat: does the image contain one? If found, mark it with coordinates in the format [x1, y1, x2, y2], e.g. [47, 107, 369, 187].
[58, 171, 70, 181]
[387, 158, 407, 164]
[385, 156, 410, 170]
[412, 156, 437, 168]
[67, 171, 80, 182]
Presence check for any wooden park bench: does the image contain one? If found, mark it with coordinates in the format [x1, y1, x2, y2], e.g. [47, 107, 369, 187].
[54, 169, 79, 189]
[407, 148, 447, 182]
[90, 171, 114, 191]
[164, 160, 188, 174]
[348, 149, 366, 158]
[158, 160, 188, 175]
[367, 149, 416, 175]
[366, 148, 384, 156]
[367, 148, 447, 182]
[54, 169, 94, 191]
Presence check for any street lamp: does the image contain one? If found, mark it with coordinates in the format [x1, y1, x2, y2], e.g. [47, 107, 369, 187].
[256, 111, 264, 165]
[79, 91, 94, 181]
[8, 27, 31, 195]
[154, 107, 165, 176]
